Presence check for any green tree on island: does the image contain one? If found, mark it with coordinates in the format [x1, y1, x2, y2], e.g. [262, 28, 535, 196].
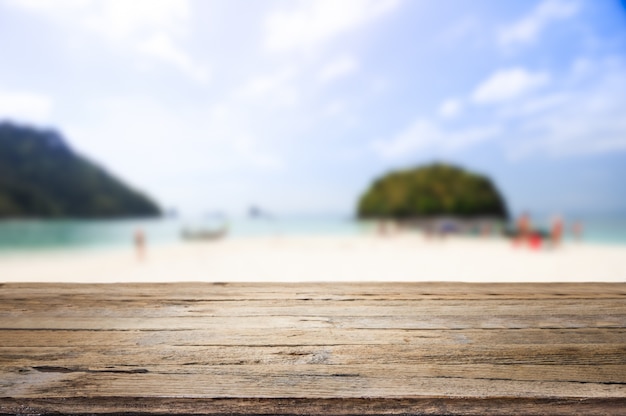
[357, 163, 508, 220]
[0, 122, 161, 219]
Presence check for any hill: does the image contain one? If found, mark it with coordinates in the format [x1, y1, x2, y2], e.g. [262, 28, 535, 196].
[357, 163, 508, 220]
[0, 122, 161, 219]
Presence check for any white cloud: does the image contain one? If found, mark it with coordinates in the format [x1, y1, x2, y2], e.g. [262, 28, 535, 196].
[235, 67, 298, 106]
[438, 98, 463, 118]
[498, 93, 568, 119]
[475, 58, 626, 159]
[265, 0, 401, 52]
[8, 0, 190, 39]
[6, 0, 207, 84]
[373, 119, 436, 158]
[198, 104, 286, 172]
[6, 0, 89, 13]
[138, 33, 209, 84]
[498, 0, 579, 47]
[84, 0, 189, 41]
[233, 138, 284, 171]
[447, 125, 501, 151]
[373, 119, 500, 160]
[375, 56, 626, 163]
[378, 55, 626, 163]
[318, 56, 359, 84]
[472, 67, 550, 104]
[509, 80, 626, 158]
[0, 90, 53, 124]
[65, 96, 286, 191]
[510, 117, 626, 160]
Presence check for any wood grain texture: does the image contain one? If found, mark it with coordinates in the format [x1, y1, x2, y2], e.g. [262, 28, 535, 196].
[0, 282, 625, 415]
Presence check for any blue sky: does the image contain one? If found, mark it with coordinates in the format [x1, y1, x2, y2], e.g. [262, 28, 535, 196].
[1, 0, 625, 217]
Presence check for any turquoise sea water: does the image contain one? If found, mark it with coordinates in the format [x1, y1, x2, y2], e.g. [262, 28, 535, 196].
[0, 216, 371, 254]
[0, 216, 625, 254]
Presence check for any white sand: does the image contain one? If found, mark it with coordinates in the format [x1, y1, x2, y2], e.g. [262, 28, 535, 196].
[0, 234, 625, 283]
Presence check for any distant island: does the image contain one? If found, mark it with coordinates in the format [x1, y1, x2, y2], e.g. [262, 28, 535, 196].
[357, 163, 508, 220]
[0, 122, 161, 219]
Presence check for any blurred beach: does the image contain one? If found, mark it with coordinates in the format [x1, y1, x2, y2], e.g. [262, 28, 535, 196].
[1, 0, 626, 284]
[1, 218, 624, 283]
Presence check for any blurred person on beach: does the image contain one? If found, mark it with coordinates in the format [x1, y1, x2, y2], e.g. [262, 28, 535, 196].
[514, 212, 543, 250]
[572, 221, 583, 241]
[551, 215, 564, 248]
[516, 212, 532, 245]
[377, 220, 388, 236]
[377, 219, 401, 237]
[481, 222, 492, 238]
[423, 221, 435, 239]
[134, 228, 145, 261]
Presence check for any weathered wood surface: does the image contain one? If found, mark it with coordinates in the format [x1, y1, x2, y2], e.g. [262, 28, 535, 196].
[0, 282, 625, 415]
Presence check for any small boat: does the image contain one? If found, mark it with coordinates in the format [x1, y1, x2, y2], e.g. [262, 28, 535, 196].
[181, 224, 228, 241]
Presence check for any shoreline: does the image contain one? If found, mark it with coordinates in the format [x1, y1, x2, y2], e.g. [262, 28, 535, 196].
[2, 230, 626, 255]
[1, 234, 625, 283]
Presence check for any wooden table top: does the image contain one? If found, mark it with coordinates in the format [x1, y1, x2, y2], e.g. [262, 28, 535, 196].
[1, 282, 625, 415]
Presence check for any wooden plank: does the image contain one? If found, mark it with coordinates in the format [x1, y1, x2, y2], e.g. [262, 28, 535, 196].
[2, 299, 625, 318]
[2, 282, 625, 300]
[2, 397, 625, 416]
[2, 328, 625, 347]
[0, 282, 624, 415]
[3, 343, 626, 366]
[2, 314, 624, 330]
[2, 366, 625, 398]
